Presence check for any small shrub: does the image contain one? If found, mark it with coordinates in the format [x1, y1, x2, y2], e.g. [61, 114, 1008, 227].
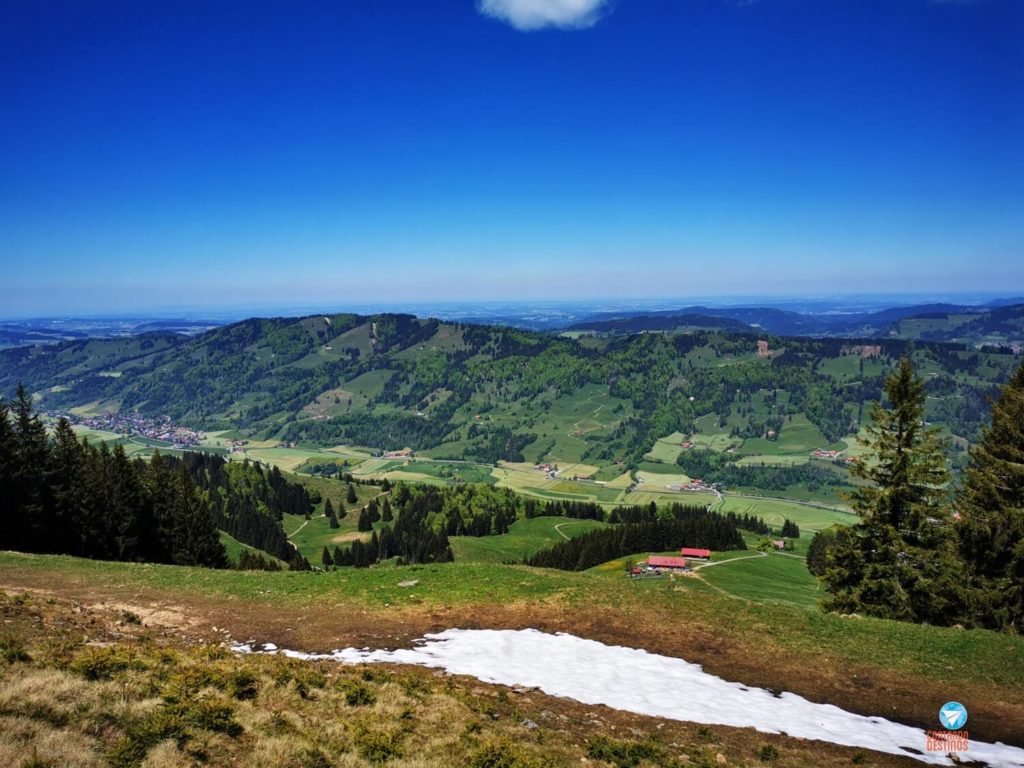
[851, 753, 867, 765]
[227, 669, 259, 700]
[758, 744, 780, 762]
[70, 646, 136, 681]
[342, 682, 376, 706]
[0, 634, 30, 663]
[470, 740, 527, 768]
[586, 737, 661, 768]
[355, 728, 404, 765]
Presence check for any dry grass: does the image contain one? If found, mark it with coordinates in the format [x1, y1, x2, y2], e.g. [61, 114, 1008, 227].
[0, 590, 939, 768]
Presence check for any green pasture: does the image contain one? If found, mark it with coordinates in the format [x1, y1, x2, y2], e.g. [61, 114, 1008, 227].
[738, 414, 829, 456]
[3, 552, 1023, 700]
[450, 516, 608, 564]
[715, 495, 855, 535]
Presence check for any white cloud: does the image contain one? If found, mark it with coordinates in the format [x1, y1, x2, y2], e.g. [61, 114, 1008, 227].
[477, 0, 610, 31]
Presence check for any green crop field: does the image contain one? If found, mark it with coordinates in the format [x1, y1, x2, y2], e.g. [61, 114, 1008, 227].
[450, 516, 608, 563]
[738, 415, 830, 456]
[715, 495, 855, 534]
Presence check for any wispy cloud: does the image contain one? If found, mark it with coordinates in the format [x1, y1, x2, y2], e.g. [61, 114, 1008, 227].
[477, 0, 610, 31]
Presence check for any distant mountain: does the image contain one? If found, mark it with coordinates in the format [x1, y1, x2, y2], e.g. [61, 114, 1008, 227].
[568, 313, 752, 334]
[569, 302, 1024, 344]
[0, 317, 223, 349]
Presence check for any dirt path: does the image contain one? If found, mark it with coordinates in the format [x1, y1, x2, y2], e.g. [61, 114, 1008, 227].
[692, 552, 767, 570]
[553, 523, 573, 540]
[286, 518, 310, 539]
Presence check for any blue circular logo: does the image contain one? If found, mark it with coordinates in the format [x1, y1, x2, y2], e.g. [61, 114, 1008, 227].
[939, 701, 968, 730]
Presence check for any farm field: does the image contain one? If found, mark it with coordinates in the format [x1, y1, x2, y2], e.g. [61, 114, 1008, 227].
[450, 516, 608, 564]
[715, 495, 856, 538]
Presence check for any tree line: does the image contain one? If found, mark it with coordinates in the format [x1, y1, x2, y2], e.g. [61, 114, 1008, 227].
[526, 505, 746, 571]
[0, 386, 226, 567]
[0, 386, 318, 570]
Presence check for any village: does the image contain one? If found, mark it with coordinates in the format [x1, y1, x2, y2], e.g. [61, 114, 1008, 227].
[62, 410, 203, 449]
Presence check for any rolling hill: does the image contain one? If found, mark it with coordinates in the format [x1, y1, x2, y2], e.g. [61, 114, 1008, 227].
[1, 313, 1019, 482]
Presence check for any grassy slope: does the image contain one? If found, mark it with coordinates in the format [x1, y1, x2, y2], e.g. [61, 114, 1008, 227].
[0, 591, 936, 768]
[1, 553, 1020, 723]
[450, 516, 608, 564]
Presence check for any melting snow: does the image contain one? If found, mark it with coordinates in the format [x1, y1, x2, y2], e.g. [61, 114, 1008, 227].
[234, 628, 1024, 767]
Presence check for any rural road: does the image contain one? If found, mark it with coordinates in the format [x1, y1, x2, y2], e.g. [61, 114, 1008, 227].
[553, 523, 573, 540]
[692, 552, 767, 570]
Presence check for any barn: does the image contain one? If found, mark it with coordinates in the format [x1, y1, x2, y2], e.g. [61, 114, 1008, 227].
[647, 556, 690, 570]
[679, 547, 711, 560]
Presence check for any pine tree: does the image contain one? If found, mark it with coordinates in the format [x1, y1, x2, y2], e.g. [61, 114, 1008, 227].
[956, 362, 1024, 631]
[335, 499, 346, 519]
[357, 506, 372, 532]
[823, 358, 963, 625]
[170, 468, 228, 568]
[381, 497, 393, 522]
[0, 397, 13, 530]
[9, 385, 50, 550]
[324, 498, 334, 518]
[346, 483, 358, 504]
[49, 418, 87, 556]
[322, 545, 333, 568]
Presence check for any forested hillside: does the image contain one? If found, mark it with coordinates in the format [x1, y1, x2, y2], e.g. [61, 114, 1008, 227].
[0, 387, 312, 569]
[0, 313, 1018, 477]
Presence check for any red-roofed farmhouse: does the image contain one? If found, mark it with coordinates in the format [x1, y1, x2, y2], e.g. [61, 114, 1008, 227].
[647, 556, 689, 570]
[679, 547, 711, 560]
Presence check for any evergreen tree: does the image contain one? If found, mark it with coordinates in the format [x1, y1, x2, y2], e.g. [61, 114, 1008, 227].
[381, 497, 393, 522]
[47, 418, 86, 555]
[346, 483, 358, 504]
[169, 468, 228, 568]
[0, 398, 13, 530]
[823, 358, 962, 625]
[322, 545, 333, 568]
[806, 528, 835, 576]
[357, 506, 372, 532]
[324, 498, 334, 518]
[335, 499, 347, 519]
[9, 385, 50, 550]
[956, 362, 1024, 631]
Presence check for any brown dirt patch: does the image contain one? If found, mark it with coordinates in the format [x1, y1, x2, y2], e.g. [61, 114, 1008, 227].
[2, 569, 1022, 750]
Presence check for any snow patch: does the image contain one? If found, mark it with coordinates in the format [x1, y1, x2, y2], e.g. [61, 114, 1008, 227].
[234, 628, 1024, 767]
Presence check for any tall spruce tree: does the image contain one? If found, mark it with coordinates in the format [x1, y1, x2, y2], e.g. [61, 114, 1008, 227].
[49, 418, 87, 556]
[823, 358, 963, 625]
[0, 398, 15, 536]
[169, 468, 227, 568]
[956, 362, 1024, 631]
[9, 385, 50, 550]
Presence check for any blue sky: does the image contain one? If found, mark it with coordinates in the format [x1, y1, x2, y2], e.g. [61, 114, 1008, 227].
[0, 0, 1021, 316]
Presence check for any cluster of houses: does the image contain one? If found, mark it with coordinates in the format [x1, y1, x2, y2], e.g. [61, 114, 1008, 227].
[631, 548, 712, 576]
[667, 479, 717, 493]
[534, 462, 560, 479]
[811, 449, 858, 465]
[73, 411, 202, 448]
